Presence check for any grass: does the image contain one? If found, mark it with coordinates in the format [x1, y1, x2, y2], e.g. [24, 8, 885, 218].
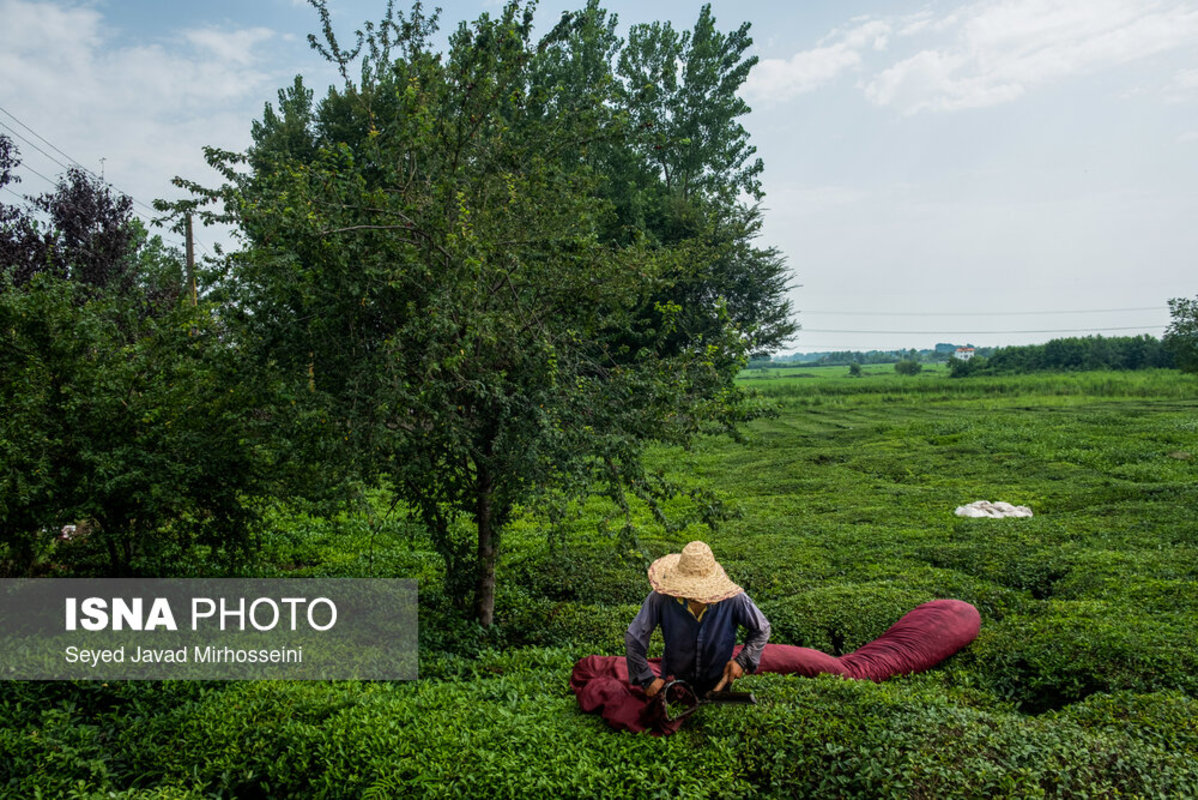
[2, 368, 1196, 798]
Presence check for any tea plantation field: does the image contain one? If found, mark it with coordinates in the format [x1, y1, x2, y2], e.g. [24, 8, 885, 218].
[3, 368, 1196, 798]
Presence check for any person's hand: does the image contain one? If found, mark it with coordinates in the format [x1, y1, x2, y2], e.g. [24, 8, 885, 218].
[711, 659, 745, 693]
[644, 678, 666, 697]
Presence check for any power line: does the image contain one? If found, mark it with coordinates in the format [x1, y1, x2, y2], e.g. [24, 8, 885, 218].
[788, 346, 934, 352]
[0, 104, 84, 173]
[801, 325, 1162, 335]
[6, 161, 188, 251]
[9, 160, 59, 192]
[800, 306, 1164, 317]
[0, 103, 200, 251]
[0, 119, 75, 175]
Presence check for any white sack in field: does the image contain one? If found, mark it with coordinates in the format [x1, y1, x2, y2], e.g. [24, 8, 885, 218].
[954, 500, 1033, 518]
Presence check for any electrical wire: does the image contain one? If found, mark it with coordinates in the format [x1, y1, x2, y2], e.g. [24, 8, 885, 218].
[0, 120, 76, 176]
[6, 160, 59, 192]
[800, 306, 1163, 317]
[801, 325, 1162, 335]
[6, 162, 187, 251]
[3, 185, 25, 200]
[0, 104, 201, 253]
[0, 105, 83, 173]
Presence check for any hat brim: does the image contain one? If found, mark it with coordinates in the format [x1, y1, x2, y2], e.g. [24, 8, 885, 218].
[648, 553, 743, 604]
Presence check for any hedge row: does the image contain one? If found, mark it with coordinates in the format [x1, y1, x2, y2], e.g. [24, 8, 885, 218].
[3, 670, 1195, 799]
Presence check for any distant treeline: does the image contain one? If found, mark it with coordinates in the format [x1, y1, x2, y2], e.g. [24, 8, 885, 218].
[751, 335, 1176, 374]
[950, 335, 1174, 376]
[750, 343, 985, 368]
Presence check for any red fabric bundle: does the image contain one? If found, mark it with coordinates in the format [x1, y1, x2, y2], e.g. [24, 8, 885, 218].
[569, 655, 685, 736]
[571, 598, 981, 735]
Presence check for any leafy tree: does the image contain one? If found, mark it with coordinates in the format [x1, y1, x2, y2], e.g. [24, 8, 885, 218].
[531, 3, 793, 357]
[894, 360, 922, 375]
[0, 135, 47, 282]
[1, 140, 272, 576]
[612, 5, 792, 357]
[1, 166, 133, 297]
[948, 355, 989, 377]
[616, 4, 761, 205]
[973, 335, 1173, 375]
[174, 0, 793, 624]
[0, 276, 273, 575]
[1164, 296, 1198, 373]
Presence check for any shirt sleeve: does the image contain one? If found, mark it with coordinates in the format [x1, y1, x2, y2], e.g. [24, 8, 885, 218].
[732, 593, 771, 674]
[624, 592, 661, 687]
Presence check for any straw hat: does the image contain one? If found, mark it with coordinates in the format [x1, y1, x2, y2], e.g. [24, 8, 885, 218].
[647, 541, 743, 604]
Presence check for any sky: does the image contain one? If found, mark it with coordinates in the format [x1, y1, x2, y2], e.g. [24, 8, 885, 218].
[1, 0, 1195, 353]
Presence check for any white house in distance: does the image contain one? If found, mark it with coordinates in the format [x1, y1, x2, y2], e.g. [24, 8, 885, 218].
[955, 347, 976, 361]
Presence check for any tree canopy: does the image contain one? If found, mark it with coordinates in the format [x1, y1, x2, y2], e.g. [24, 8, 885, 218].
[167, 0, 794, 623]
[949, 335, 1175, 377]
[1164, 296, 1198, 374]
[0, 135, 273, 576]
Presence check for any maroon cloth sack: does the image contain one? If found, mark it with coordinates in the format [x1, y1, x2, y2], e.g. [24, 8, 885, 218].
[569, 655, 684, 736]
[571, 598, 981, 735]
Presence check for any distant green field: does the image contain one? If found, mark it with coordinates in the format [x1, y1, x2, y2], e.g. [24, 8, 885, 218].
[739, 362, 947, 380]
[4, 369, 1196, 797]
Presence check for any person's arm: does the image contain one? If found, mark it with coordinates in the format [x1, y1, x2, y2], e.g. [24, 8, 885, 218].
[713, 593, 772, 692]
[624, 592, 662, 691]
[732, 593, 771, 674]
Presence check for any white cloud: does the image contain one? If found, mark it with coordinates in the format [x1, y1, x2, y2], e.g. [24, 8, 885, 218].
[183, 27, 278, 68]
[744, 19, 891, 104]
[863, 0, 1198, 113]
[0, 0, 298, 249]
[865, 48, 1027, 111]
[840, 19, 891, 51]
[1163, 67, 1198, 102]
[0, 0, 104, 53]
[746, 45, 862, 103]
[897, 9, 967, 39]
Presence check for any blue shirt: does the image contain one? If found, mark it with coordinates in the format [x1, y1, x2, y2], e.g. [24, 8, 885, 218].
[625, 591, 771, 693]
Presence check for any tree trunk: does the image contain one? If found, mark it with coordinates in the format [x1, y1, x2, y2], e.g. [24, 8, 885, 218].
[472, 457, 501, 626]
[473, 474, 497, 626]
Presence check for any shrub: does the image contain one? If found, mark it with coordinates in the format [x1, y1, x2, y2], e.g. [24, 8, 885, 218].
[11, 674, 1197, 799]
[1165, 295, 1198, 372]
[5, 354, 1197, 798]
[0, 274, 275, 577]
[948, 355, 986, 377]
[1049, 690, 1198, 756]
[964, 602, 1198, 712]
[759, 582, 934, 654]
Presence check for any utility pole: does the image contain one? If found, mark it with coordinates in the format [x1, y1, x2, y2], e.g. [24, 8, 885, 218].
[185, 213, 197, 306]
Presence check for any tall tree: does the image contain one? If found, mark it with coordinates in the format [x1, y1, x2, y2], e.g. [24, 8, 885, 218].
[174, 0, 793, 624]
[0, 135, 48, 283]
[613, 4, 792, 358]
[1164, 296, 1198, 373]
[617, 4, 762, 205]
[1, 139, 270, 576]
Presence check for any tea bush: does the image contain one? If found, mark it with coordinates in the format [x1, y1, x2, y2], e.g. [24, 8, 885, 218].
[7, 672, 1197, 799]
[966, 602, 1198, 712]
[4, 369, 1196, 797]
[759, 582, 934, 653]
